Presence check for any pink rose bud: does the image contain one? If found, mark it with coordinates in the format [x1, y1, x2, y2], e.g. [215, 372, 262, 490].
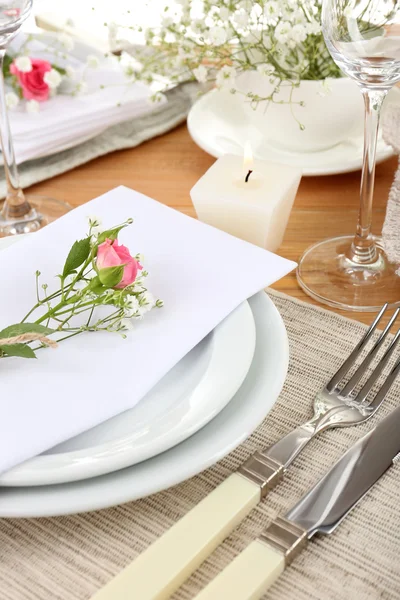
[10, 58, 52, 102]
[97, 239, 141, 289]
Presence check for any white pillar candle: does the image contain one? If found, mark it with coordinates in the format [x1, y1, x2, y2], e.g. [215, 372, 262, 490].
[190, 148, 302, 253]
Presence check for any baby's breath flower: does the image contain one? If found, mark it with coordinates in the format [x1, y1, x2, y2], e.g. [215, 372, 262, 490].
[193, 64, 208, 83]
[5, 92, 19, 109]
[208, 26, 227, 45]
[44, 69, 62, 89]
[15, 55, 32, 72]
[58, 32, 74, 51]
[216, 65, 236, 88]
[87, 54, 100, 68]
[66, 65, 76, 79]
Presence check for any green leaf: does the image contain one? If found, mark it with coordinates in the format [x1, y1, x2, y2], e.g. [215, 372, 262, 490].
[0, 323, 54, 339]
[97, 224, 128, 245]
[63, 237, 91, 278]
[98, 265, 124, 288]
[88, 276, 107, 295]
[0, 343, 36, 359]
[52, 64, 67, 76]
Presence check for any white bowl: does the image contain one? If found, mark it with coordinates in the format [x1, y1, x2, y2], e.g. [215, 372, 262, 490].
[235, 73, 364, 153]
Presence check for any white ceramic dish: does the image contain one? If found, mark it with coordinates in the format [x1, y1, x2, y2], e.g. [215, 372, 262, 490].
[0, 236, 256, 487]
[0, 291, 288, 518]
[187, 89, 395, 177]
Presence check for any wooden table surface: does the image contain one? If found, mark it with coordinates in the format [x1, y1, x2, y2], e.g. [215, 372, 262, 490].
[27, 123, 398, 327]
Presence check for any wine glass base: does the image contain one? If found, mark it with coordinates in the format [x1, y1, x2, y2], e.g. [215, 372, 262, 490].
[297, 235, 400, 312]
[0, 195, 71, 236]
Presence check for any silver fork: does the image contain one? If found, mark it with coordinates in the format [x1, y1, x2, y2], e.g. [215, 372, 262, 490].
[264, 303, 400, 470]
[91, 304, 400, 600]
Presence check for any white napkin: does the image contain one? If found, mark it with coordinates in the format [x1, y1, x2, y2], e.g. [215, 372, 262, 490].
[0, 186, 295, 474]
[6, 35, 158, 164]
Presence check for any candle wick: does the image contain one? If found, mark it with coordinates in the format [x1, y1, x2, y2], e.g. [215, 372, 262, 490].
[245, 170, 253, 183]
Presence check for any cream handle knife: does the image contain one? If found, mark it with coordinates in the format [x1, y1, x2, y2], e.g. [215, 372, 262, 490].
[91, 473, 261, 600]
[91, 421, 321, 600]
[194, 403, 400, 600]
[194, 539, 285, 600]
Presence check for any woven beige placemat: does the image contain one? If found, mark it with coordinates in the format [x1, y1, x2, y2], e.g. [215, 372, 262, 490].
[0, 290, 399, 600]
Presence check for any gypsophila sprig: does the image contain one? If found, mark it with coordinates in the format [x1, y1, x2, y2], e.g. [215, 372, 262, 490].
[116, 0, 341, 115]
[0, 219, 162, 359]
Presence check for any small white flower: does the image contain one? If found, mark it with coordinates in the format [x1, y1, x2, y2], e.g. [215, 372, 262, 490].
[121, 318, 135, 331]
[215, 65, 236, 89]
[57, 32, 74, 51]
[86, 54, 100, 68]
[26, 99, 40, 113]
[66, 65, 76, 79]
[161, 15, 174, 27]
[193, 64, 208, 83]
[14, 56, 32, 72]
[275, 20, 291, 43]
[219, 7, 231, 20]
[257, 63, 275, 77]
[208, 26, 227, 46]
[76, 81, 88, 95]
[264, 1, 279, 18]
[43, 69, 62, 89]
[290, 23, 307, 43]
[148, 91, 167, 105]
[307, 20, 321, 35]
[5, 91, 19, 109]
[232, 9, 248, 28]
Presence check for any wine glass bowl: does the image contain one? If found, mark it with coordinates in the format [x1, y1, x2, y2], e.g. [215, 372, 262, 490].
[297, 0, 400, 311]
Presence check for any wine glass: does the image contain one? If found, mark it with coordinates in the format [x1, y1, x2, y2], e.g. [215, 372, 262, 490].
[0, 0, 70, 236]
[297, 0, 400, 311]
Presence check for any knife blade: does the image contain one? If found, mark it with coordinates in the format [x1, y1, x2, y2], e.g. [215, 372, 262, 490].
[194, 404, 400, 600]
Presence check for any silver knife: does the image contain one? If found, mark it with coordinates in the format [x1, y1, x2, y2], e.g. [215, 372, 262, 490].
[194, 404, 400, 600]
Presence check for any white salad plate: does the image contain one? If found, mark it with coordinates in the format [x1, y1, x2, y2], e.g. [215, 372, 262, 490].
[0, 291, 288, 518]
[0, 236, 256, 487]
[187, 89, 395, 177]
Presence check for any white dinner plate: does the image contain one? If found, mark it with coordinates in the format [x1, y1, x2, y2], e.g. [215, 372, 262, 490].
[0, 291, 288, 518]
[187, 89, 395, 177]
[0, 235, 256, 486]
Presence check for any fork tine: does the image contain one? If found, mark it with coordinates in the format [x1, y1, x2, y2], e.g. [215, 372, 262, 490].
[361, 348, 400, 413]
[354, 327, 400, 404]
[326, 303, 388, 393]
[340, 307, 400, 397]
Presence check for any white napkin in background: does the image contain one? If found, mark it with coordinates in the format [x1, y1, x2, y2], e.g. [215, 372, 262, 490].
[0, 186, 296, 474]
[6, 34, 159, 164]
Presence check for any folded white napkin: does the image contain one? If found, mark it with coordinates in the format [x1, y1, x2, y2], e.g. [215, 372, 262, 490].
[7, 35, 158, 164]
[0, 186, 295, 474]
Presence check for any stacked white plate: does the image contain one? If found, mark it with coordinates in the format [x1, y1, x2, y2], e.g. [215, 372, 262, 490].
[0, 236, 289, 518]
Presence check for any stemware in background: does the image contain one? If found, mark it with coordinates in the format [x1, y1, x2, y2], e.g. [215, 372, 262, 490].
[0, 0, 70, 236]
[297, 0, 400, 311]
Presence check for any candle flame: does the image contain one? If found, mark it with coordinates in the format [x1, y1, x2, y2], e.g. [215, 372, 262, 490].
[243, 141, 253, 173]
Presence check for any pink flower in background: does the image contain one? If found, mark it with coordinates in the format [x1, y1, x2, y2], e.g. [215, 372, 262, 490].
[10, 58, 52, 102]
[97, 239, 142, 289]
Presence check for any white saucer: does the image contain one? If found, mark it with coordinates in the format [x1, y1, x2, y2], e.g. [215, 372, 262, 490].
[0, 291, 288, 518]
[0, 235, 256, 487]
[187, 89, 395, 176]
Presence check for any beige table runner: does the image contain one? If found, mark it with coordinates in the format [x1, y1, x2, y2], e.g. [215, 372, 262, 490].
[1, 290, 399, 600]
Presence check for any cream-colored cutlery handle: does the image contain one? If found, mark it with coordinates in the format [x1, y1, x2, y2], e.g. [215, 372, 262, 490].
[195, 540, 284, 600]
[91, 473, 260, 600]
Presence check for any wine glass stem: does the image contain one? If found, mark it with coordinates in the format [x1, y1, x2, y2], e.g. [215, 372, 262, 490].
[0, 49, 31, 220]
[350, 88, 387, 264]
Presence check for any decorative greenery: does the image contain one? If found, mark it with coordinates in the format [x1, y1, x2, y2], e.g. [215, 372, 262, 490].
[117, 0, 342, 109]
[0, 217, 162, 360]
